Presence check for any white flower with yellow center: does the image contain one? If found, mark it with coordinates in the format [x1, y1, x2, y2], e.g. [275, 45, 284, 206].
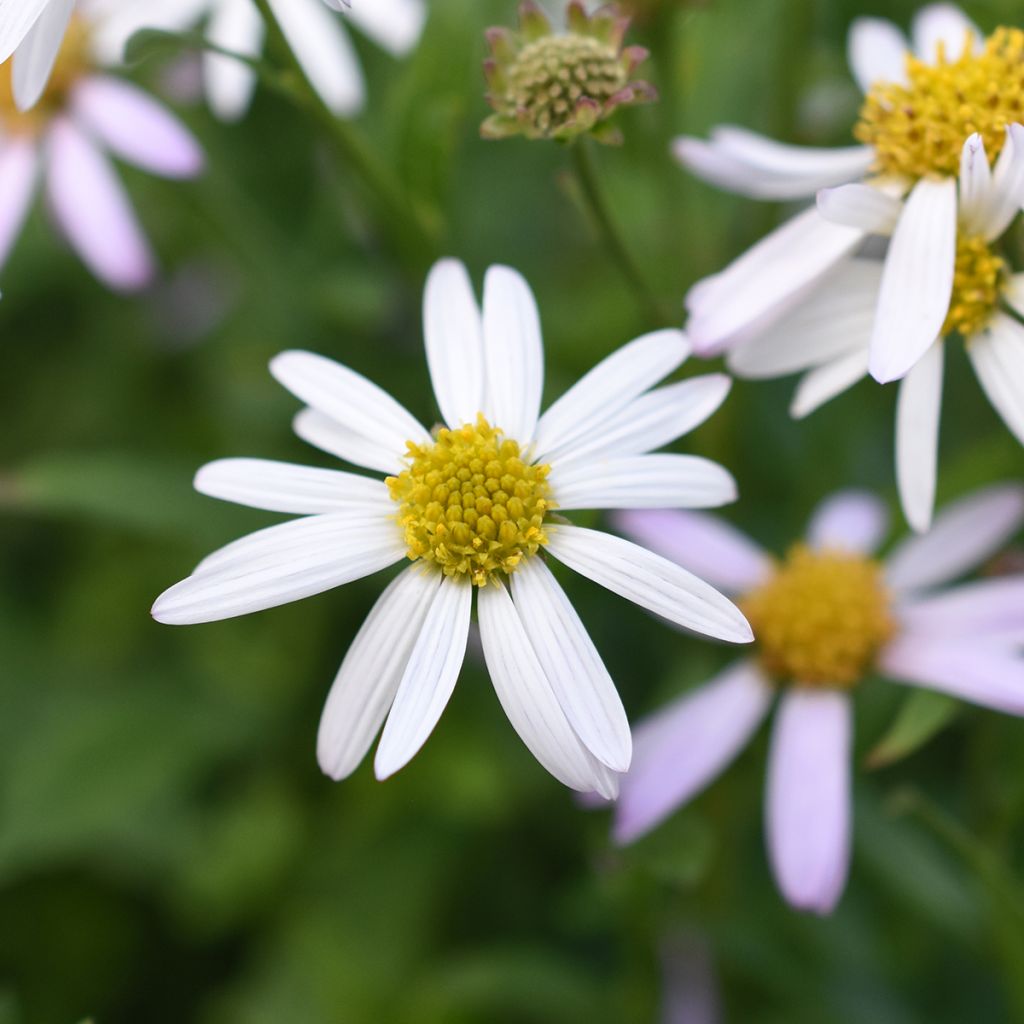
[612, 485, 1024, 914]
[152, 259, 752, 795]
[678, 4, 1024, 383]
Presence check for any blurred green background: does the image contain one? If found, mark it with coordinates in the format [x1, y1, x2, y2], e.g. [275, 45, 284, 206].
[2, 0, 1024, 1020]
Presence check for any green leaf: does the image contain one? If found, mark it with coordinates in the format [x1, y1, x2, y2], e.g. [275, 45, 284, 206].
[123, 27, 203, 66]
[866, 688, 960, 770]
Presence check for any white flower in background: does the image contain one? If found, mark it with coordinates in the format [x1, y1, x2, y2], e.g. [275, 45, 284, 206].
[610, 485, 1024, 914]
[678, 4, 1024, 383]
[92, 0, 427, 122]
[0, 3, 203, 290]
[726, 137, 1024, 532]
[153, 258, 752, 795]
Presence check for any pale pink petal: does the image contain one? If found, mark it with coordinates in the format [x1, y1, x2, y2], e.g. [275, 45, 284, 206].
[898, 577, 1024, 648]
[807, 490, 889, 554]
[0, 137, 39, 268]
[766, 689, 852, 915]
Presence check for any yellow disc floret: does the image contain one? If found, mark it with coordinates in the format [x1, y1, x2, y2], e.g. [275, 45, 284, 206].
[942, 235, 1006, 337]
[855, 27, 1024, 179]
[387, 415, 553, 587]
[741, 545, 896, 689]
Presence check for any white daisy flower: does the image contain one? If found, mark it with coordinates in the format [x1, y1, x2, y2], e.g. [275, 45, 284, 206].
[90, 0, 427, 121]
[677, 3, 1024, 382]
[152, 259, 752, 795]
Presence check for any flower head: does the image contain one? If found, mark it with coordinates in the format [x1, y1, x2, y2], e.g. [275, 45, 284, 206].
[482, 1, 655, 143]
[153, 258, 751, 795]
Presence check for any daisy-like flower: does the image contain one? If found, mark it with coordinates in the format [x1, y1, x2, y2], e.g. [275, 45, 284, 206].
[610, 485, 1024, 914]
[152, 259, 752, 794]
[93, 0, 426, 122]
[482, 1, 655, 144]
[677, 4, 1024, 378]
[0, 3, 203, 290]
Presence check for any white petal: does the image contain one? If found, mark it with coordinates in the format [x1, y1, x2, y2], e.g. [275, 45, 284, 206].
[267, 0, 364, 116]
[478, 580, 618, 796]
[550, 375, 731, 464]
[549, 453, 736, 511]
[686, 207, 864, 357]
[868, 176, 955, 384]
[481, 264, 544, 442]
[816, 183, 901, 235]
[611, 509, 771, 595]
[912, 3, 982, 62]
[292, 408, 404, 475]
[345, 0, 426, 56]
[1006, 273, 1024, 320]
[194, 458, 391, 515]
[790, 348, 870, 419]
[423, 258, 484, 429]
[317, 565, 439, 780]
[898, 578, 1024, 648]
[615, 660, 772, 843]
[881, 636, 1024, 715]
[11, 0, 72, 111]
[0, 137, 38, 268]
[969, 314, 1024, 446]
[977, 124, 1024, 243]
[533, 329, 689, 460]
[766, 689, 852, 915]
[886, 482, 1024, 593]
[728, 260, 881, 378]
[374, 574, 472, 779]
[546, 524, 753, 644]
[807, 490, 889, 554]
[152, 515, 406, 624]
[203, 0, 264, 122]
[270, 350, 428, 457]
[509, 557, 632, 772]
[0, 0, 53, 63]
[895, 342, 944, 533]
[957, 134, 993, 236]
[847, 16, 909, 91]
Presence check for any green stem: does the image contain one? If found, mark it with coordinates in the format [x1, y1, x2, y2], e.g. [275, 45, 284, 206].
[570, 140, 672, 325]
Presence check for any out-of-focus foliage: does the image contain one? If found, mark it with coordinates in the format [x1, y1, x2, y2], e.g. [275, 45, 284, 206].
[1, 0, 1023, 1021]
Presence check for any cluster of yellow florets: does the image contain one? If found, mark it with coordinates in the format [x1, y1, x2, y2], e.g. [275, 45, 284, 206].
[387, 415, 553, 587]
[942, 235, 1006, 337]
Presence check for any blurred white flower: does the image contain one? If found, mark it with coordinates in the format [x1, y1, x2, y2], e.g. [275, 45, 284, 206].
[153, 258, 751, 793]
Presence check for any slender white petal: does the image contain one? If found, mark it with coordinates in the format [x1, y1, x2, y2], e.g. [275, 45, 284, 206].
[510, 557, 632, 772]
[686, 207, 864, 357]
[478, 581, 618, 797]
[481, 264, 544, 442]
[612, 509, 771, 595]
[978, 125, 1024, 243]
[969, 314, 1024, 446]
[194, 458, 391, 515]
[267, 0, 364, 116]
[869, 176, 956, 384]
[374, 575, 472, 778]
[790, 348, 870, 419]
[204, 0, 264, 122]
[550, 375, 732, 464]
[152, 516, 406, 624]
[848, 17, 909, 91]
[895, 342, 944, 533]
[0, 138, 38, 268]
[807, 491, 889, 554]
[11, 0, 72, 111]
[958, 134, 993, 236]
[912, 3, 982, 62]
[615, 660, 772, 843]
[345, 0, 426, 56]
[766, 689, 852, 915]
[423, 258, 484, 430]
[292, 408, 404, 476]
[816, 183, 901, 235]
[533, 329, 689, 460]
[899, 578, 1024, 648]
[728, 260, 881, 378]
[881, 636, 1024, 715]
[885, 482, 1024, 593]
[546, 524, 753, 644]
[549, 454, 736, 511]
[271, 350, 428, 456]
[0, 0, 52, 63]
[317, 565, 439, 780]
[1006, 273, 1024, 320]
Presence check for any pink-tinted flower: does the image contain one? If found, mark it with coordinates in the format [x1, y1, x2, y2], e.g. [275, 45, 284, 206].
[0, 7, 203, 291]
[611, 485, 1024, 915]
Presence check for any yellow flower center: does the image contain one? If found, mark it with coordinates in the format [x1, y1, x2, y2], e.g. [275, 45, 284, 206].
[741, 545, 896, 689]
[386, 415, 553, 587]
[0, 16, 91, 135]
[943, 235, 1006, 336]
[855, 27, 1024, 179]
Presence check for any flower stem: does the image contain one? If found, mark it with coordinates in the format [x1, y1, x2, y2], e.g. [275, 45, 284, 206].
[570, 140, 672, 325]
